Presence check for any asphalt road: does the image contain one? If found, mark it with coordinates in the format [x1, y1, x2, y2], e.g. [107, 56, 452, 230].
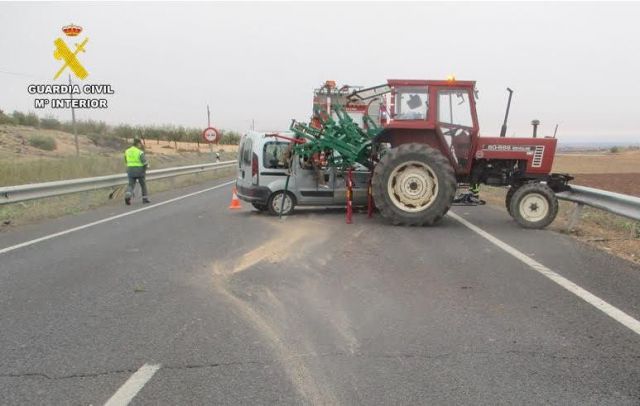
[1, 178, 639, 405]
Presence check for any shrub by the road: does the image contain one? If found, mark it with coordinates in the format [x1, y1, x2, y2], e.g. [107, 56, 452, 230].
[40, 117, 62, 130]
[87, 133, 128, 149]
[0, 110, 15, 124]
[28, 135, 57, 151]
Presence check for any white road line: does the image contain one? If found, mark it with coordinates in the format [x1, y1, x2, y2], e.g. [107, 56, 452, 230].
[0, 180, 235, 256]
[448, 211, 640, 336]
[104, 363, 161, 406]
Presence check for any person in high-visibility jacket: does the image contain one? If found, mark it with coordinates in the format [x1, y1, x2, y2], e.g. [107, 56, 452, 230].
[470, 182, 481, 200]
[124, 138, 149, 205]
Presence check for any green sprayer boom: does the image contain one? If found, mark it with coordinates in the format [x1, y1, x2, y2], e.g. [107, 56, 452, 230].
[288, 105, 383, 170]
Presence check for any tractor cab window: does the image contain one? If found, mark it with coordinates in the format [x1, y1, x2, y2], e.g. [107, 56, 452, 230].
[438, 90, 473, 127]
[438, 89, 474, 169]
[394, 87, 428, 120]
[263, 141, 290, 169]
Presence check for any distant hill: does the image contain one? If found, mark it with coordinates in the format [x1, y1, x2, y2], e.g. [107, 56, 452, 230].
[558, 141, 640, 151]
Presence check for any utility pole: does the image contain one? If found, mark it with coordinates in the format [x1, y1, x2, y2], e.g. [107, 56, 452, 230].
[251, 118, 255, 130]
[69, 74, 79, 156]
[207, 104, 213, 158]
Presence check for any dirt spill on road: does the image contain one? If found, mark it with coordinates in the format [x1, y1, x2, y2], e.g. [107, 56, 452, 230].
[212, 218, 327, 276]
[211, 217, 339, 405]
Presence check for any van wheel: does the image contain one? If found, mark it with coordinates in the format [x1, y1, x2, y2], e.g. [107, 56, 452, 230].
[268, 191, 295, 216]
[252, 202, 268, 212]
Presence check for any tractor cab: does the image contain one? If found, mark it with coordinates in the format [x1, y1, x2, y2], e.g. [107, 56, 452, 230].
[348, 79, 480, 175]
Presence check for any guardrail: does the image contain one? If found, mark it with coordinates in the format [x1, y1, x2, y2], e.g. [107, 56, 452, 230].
[0, 160, 238, 205]
[556, 184, 640, 231]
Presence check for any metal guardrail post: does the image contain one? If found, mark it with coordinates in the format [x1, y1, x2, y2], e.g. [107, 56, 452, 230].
[630, 222, 638, 239]
[566, 203, 584, 232]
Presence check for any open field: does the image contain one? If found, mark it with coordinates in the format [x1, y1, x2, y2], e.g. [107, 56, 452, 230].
[571, 173, 639, 196]
[554, 150, 640, 196]
[554, 150, 640, 174]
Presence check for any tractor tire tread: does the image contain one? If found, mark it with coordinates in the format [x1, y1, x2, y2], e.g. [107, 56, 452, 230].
[372, 143, 456, 226]
[509, 182, 558, 229]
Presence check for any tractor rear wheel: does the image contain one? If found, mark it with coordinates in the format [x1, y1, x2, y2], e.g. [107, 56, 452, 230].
[372, 143, 456, 226]
[509, 182, 558, 229]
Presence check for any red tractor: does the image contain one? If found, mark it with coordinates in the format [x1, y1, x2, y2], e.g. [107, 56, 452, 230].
[297, 79, 572, 228]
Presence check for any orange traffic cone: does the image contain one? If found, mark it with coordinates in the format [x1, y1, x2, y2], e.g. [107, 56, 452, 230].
[229, 187, 242, 209]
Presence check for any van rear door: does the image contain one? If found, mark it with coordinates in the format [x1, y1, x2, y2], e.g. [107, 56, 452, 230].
[237, 135, 253, 189]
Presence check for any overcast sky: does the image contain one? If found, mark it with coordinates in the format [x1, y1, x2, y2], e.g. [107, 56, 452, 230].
[1, 1, 639, 142]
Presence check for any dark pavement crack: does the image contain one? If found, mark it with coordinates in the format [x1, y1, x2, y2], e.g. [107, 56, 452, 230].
[2, 351, 638, 381]
[0, 367, 138, 381]
[162, 360, 265, 371]
[0, 360, 266, 381]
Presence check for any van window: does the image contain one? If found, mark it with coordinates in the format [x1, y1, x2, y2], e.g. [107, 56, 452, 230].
[238, 138, 245, 167]
[263, 142, 290, 169]
[242, 139, 253, 165]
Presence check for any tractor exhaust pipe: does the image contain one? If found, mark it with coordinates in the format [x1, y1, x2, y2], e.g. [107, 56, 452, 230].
[531, 119, 540, 138]
[500, 87, 514, 138]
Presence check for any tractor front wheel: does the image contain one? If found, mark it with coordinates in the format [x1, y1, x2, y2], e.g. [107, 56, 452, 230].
[509, 182, 558, 229]
[372, 143, 456, 226]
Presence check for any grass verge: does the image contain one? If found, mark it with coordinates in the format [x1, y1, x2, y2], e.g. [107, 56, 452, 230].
[0, 151, 236, 187]
[482, 186, 640, 265]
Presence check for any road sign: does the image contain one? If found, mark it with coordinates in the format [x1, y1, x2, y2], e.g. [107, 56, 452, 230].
[202, 127, 220, 144]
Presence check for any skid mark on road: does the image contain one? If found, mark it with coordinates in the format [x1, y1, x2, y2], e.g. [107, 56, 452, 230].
[211, 218, 339, 405]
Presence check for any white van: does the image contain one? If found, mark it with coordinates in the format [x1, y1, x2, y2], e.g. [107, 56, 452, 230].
[235, 131, 370, 215]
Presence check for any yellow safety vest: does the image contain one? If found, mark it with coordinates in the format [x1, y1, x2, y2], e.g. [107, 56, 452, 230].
[125, 146, 144, 167]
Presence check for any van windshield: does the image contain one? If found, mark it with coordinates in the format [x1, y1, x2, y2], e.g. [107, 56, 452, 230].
[263, 141, 290, 169]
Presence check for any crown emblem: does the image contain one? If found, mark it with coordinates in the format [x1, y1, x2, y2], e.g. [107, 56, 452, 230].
[62, 24, 82, 37]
